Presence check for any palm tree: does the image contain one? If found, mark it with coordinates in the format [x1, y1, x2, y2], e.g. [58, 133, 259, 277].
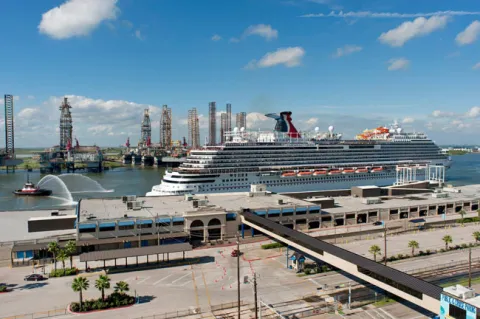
[95, 275, 111, 301]
[408, 240, 419, 256]
[57, 249, 68, 275]
[72, 277, 89, 310]
[47, 242, 60, 272]
[65, 240, 77, 269]
[443, 235, 453, 250]
[459, 210, 466, 224]
[114, 281, 130, 294]
[473, 231, 480, 243]
[369, 245, 381, 262]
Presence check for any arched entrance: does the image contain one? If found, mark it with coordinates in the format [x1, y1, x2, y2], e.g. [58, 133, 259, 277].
[208, 218, 221, 240]
[190, 220, 204, 241]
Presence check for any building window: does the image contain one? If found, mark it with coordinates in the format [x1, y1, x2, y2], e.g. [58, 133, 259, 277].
[119, 225, 134, 230]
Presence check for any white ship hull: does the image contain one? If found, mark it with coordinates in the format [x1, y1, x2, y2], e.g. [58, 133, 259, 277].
[146, 170, 428, 196]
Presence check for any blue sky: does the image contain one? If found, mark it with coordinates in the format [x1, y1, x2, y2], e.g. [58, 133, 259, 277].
[0, 0, 479, 147]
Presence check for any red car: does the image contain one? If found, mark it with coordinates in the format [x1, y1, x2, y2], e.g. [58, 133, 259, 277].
[231, 250, 241, 257]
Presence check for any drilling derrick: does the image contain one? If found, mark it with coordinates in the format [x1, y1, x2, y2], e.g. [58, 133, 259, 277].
[141, 109, 151, 146]
[226, 103, 232, 141]
[220, 113, 227, 144]
[208, 101, 216, 145]
[188, 108, 200, 149]
[160, 105, 172, 149]
[4, 94, 14, 157]
[59, 97, 73, 150]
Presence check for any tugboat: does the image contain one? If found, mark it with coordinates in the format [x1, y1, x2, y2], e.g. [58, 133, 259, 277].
[13, 175, 52, 196]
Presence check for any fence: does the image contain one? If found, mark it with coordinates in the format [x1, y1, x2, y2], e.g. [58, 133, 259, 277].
[286, 306, 335, 319]
[133, 301, 247, 319]
[1, 308, 67, 319]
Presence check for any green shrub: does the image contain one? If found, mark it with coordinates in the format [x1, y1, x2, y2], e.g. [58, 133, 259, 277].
[321, 265, 330, 273]
[461, 243, 468, 248]
[426, 249, 431, 255]
[418, 251, 425, 256]
[0, 285, 7, 292]
[440, 248, 446, 253]
[50, 267, 78, 277]
[261, 243, 285, 250]
[70, 293, 134, 312]
[397, 254, 405, 260]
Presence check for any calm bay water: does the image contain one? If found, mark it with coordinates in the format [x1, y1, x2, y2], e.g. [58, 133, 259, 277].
[0, 154, 479, 211]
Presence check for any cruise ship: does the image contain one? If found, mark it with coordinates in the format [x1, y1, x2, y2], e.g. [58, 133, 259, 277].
[146, 111, 451, 196]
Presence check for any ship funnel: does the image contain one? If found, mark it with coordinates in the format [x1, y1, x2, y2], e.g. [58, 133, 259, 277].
[264, 111, 301, 138]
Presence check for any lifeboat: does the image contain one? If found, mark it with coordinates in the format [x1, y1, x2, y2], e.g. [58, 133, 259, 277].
[313, 170, 327, 175]
[355, 167, 368, 173]
[281, 171, 296, 177]
[371, 167, 383, 172]
[342, 168, 355, 174]
[328, 169, 342, 175]
[298, 171, 313, 177]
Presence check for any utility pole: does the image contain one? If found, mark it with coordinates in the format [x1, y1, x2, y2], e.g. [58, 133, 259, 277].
[384, 223, 387, 266]
[348, 282, 351, 309]
[157, 213, 160, 246]
[237, 233, 241, 319]
[469, 247, 472, 288]
[254, 273, 258, 319]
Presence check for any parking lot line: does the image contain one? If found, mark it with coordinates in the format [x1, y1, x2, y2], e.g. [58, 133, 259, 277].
[171, 273, 191, 284]
[179, 280, 192, 286]
[137, 276, 150, 284]
[308, 278, 322, 287]
[153, 274, 174, 285]
[191, 266, 200, 309]
[201, 266, 212, 307]
[378, 308, 396, 319]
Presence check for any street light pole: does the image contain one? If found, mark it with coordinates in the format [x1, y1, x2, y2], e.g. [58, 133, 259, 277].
[384, 223, 387, 266]
[237, 233, 241, 319]
[254, 273, 258, 319]
[469, 247, 472, 288]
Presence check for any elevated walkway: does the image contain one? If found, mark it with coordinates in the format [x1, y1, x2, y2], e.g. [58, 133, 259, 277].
[240, 211, 441, 314]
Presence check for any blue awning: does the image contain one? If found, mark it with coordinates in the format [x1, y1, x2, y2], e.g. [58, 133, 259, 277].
[268, 209, 281, 215]
[99, 222, 116, 228]
[296, 207, 307, 212]
[226, 213, 237, 219]
[156, 218, 171, 224]
[137, 220, 153, 225]
[309, 206, 321, 211]
[118, 220, 135, 227]
[254, 210, 266, 216]
[172, 217, 185, 223]
[282, 208, 294, 213]
[409, 218, 426, 224]
[78, 223, 96, 230]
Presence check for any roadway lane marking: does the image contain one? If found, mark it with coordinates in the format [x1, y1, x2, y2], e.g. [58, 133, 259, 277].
[191, 265, 200, 309]
[372, 308, 387, 319]
[378, 307, 396, 319]
[308, 278, 322, 287]
[153, 274, 174, 285]
[136, 276, 150, 284]
[201, 266, 212, 307]
[408, 315, 427, 319]
[364, 310, 378, 319]
[171, 273, 191, 284]
[123, 277, 135, 282]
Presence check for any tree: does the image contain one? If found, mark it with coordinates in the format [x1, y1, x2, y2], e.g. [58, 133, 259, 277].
[459, 210, 466, 224]
[65, 240, 77, 269]
[95, 275, 111, 301]
[72, 277, 89, 310]
[57, 249, 68, 275]
[47, 242, 60, 272]
[114, 281, 130, 294]
[369, 245, 381, 262]
[473, 231, 480, 243]
[408, 240, 419, 256]
[443, 235, 453, 250]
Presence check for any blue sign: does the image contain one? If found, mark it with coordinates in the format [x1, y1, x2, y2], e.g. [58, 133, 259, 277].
[440, 294, 477, 319]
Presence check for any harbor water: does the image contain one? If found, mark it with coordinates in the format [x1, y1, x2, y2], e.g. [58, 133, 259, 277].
[0, 154, 479, 211]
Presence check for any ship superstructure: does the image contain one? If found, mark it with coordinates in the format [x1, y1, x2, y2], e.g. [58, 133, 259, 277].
[147, 112, 450, 196]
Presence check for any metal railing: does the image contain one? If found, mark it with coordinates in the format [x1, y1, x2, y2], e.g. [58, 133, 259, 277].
[133, 301, 247, 319]
[1, 308, 67, 319]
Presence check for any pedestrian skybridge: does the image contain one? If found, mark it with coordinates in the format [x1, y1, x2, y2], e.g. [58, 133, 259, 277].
[240, 211, 442, 314]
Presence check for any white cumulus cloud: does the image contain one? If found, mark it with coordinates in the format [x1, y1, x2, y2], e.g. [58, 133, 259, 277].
[211, 34, 222, 41]
[333, 45, 362, 58]
[379, 16, 448, 47]
[38, 0, 119, 39]
[387, 58, 410, 71]
[432, 110, 455, 118]
[473, 62, 480, 70]
[301, 10, 480, 18]
[466, 106, 480, 118]
[456, 21, 480, 45]
[244, 24, 278, 40]
[245, 47, 305, 69]
[402, 117, 415, 124]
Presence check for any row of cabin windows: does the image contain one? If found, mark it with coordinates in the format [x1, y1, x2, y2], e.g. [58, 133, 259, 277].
[79, 221, 185, 233]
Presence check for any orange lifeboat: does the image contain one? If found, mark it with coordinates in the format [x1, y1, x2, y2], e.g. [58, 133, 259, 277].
[313, 170, 327, 175]
[298, 171, 313, 176]
[371, 167, 383, 172]
[342, 168, 355, 174]
[328, 169, 342, 175]
[282, 171, 296, 177]
[355, 167, 368, 173]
